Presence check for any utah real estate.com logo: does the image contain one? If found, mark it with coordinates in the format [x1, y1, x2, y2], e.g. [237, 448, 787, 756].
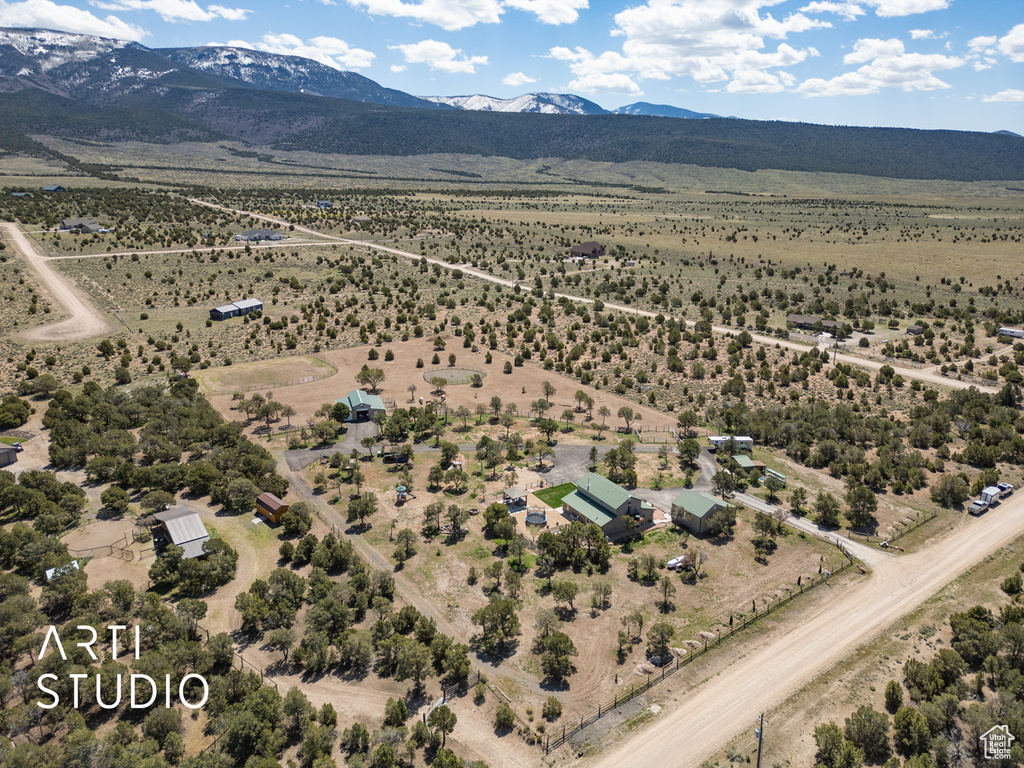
[981, 725, 1015, 760]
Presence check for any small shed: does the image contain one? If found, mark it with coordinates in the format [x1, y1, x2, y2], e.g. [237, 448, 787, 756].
[0, 445, 17, 468]
[42, 185, 65, 193]
[317, 200, 333, 209]
[732, 454, 766, 475]
[256, 492, 288, 523]
[671, 491, 734, 535]
[10, 192, 30, 198]
[153, 508, 210, 559]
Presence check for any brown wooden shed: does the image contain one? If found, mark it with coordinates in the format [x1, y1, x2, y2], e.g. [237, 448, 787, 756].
[256, 492, 289, 523]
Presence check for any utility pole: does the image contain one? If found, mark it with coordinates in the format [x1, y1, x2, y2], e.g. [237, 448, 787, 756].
[755, 712, 765, 768]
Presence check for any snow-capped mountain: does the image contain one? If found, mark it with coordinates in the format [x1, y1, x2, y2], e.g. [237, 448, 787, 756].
[612, 102, 721, 120]
[0, 27, 177, 97]
[159, 46, 446, 110]
[424, 92, 607, 115]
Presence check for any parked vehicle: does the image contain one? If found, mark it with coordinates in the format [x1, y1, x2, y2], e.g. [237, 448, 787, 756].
[11, 443, 22, 453]
[998, 482, 1015, 498]
[969, 498, 989, 514]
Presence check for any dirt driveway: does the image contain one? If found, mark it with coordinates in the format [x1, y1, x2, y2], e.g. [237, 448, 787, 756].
[581, 497, 1024, 768]
[1, 223, 111, 342]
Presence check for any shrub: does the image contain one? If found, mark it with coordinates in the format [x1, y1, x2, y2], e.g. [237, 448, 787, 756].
[542, 697, 562, 720]
[495, 703, 515, 730]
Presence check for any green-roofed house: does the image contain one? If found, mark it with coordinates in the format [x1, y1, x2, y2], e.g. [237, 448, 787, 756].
[337, 389, 386, 421]
[670, 490, 735, 535]
[561, 472, 655, 539]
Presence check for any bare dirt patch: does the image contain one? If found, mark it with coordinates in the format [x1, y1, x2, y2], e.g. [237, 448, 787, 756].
[194, 354, 336, 395]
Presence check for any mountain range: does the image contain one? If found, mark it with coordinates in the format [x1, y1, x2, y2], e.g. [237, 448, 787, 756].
[0, 27, 1021, 183]
[0, 28, 721, 119]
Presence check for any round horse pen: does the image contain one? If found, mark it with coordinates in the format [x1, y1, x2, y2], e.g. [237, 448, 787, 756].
[526, 509, 548, 526]
[423, 368, 486, 386]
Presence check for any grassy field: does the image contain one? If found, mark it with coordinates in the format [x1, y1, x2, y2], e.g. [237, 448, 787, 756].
[533, 482, 577, 508]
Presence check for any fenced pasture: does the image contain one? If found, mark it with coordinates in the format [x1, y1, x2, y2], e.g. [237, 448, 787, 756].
[194, 354, 336, 395]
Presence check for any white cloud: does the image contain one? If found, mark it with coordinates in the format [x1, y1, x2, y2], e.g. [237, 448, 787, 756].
[568, 71, 641, 95]
[982, 89, 1024, 102]
[998, 23, 1024, 62]
[502, 71, 536, 86]
[909, 28, 935, 39]
[843, 37, 904, 63]
[799, 37, 964, 95]
[346, 0, 502, 30]
[0, 0, 146, 39]
[862, 0, 950, 17]
[91, 0, 250, 23]
[725, 68, 794, 92]
[390, 64, 405, 72]
[799, 1, 864, 21]
[227, 33, 375, 69]
[503, 0, 587, 24]
[548, 1, 827, 97]
[208, 4, 247, 19]
[391, 39, 487, 73]
[968, 34, 997, 53]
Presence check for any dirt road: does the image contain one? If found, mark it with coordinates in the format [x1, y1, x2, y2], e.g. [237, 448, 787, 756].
[191, 200, 995, 396]
[581, 498, 1024, 768]
[1, 223, 111, 342]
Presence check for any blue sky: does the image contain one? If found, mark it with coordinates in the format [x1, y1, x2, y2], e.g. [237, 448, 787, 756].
[1, 0, 1021, 132]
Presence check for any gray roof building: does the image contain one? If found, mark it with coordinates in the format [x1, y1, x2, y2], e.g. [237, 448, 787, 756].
[0, 445, 17, 468]
[235, 228, 284, 242]
[154, 507, 211, 560]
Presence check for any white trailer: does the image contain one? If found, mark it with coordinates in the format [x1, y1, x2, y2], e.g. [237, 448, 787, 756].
[999, 327, 1024, 339]
[708, 435, 754, 451]
[981, 486, 1002, 505]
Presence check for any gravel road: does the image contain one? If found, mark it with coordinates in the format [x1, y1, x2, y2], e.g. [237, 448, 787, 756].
[2, 222, 111, 342]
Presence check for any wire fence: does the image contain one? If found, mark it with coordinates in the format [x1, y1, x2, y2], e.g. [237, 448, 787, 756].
[544, 556, 856, 754]
[847, 509, 939, 545]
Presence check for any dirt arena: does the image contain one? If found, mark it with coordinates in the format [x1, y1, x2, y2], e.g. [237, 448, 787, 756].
[201, 335, 678, 432]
